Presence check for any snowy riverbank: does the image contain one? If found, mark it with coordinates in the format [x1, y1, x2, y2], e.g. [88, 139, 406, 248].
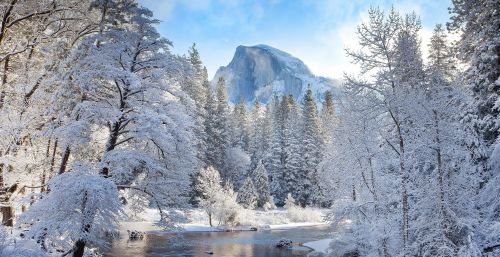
[303, 238, 333, 254]
[120, 207, 328, 233]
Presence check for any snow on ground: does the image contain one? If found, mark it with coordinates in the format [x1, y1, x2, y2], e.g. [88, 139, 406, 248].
[120, 207, 328, 233]
[265, 222, 325, 230]
[303, 238, 333, 253]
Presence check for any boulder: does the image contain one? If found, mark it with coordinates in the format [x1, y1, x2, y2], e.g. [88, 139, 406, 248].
[127, 230, 145, 240]
[276, 238, 293, 248]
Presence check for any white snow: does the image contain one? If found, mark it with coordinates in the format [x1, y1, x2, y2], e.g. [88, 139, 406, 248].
[265, 222, 326, 230]
[254, 44, 311, 74]
[303, 238, 333, 253]
[182, 224, 225, 232]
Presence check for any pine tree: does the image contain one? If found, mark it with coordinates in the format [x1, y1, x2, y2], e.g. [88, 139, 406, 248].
[450, 0, 500, 252]
[266, 96, 285, 200]
[299, 88, 324, 206]
[186, 43, 210, 206]
[449, 0, 500, 149]
[427, 25, 456, 82]
[205, 77, 230, 178]
[187, 43, 209, 167]
[251, 160, 273, 208]
[248, 101, 267, 169]
[230, 98, 250, 151]
[282, 96, 303, 205]
[320, 91, 337, 144]
[237, 177, 258, 209]
[214, 77, 231, 181]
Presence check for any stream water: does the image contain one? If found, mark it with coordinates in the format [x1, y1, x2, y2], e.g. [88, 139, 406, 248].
[102, 225, 331, 257]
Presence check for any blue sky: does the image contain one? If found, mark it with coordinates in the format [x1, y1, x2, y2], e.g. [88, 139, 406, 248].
[138, 0, 452, 79]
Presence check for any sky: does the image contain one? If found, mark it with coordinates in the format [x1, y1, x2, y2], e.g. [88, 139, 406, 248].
[138, 0, 453, 80]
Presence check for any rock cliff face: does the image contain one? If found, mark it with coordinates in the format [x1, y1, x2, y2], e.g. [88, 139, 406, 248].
[212, 45, 338, 104]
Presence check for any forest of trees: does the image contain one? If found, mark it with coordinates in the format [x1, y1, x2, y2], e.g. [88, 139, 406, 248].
[0, 0, 498, 257]
[321, 4, 500, 256]
[189, 73, 335, 208]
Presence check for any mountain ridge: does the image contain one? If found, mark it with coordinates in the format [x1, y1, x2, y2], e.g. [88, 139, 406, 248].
[212, 44, 339, 104]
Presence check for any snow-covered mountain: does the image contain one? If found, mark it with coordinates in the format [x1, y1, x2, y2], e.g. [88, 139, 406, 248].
[212, 44, 339, 104]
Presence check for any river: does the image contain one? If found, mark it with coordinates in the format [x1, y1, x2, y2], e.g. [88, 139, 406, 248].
[102, 225, 331, 257]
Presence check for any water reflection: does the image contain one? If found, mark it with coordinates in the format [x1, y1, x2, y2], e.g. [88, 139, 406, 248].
[103, 225, 330, 257]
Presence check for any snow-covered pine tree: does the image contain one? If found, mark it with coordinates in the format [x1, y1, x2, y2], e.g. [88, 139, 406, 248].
[449, 0, 500, 253]
[251, 160, 273, 208]
[266, 96, 285, 201]
[213, 77, 231, 181]
[186, 43, 213, 206]
[237, 176, 258, 209]
[300, 88, 323, 206]
[282, 95, 303, 206]
[320, 91, 337, 145]
[248, 101, 268, 170]
[224, 98, 251, 187]
[230, 99, 250, 151]
[449, 0, 500, 149]
[205, 86, 218, 167]
[187, 43, 209, 168]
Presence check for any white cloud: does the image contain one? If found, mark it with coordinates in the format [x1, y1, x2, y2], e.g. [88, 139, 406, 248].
[139, 0, 176, 20]
[141, 0, 453, 81]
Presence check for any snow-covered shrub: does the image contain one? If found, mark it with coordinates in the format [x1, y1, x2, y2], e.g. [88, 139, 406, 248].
[284, 193, 297, 209]
[18, 164, 123, 253]
[0, 226, 50, 257]
[284, 194, 322, 222]
[262, 200, 276, 211]
[196, 166, 223, 226]
[285, 206, 323, 223]
[196, 166, 242, 226]
[213, 185, 242, 226]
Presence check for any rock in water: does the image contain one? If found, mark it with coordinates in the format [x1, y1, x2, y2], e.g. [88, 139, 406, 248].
[276, 238, 293, 248]
[127, 230, 145, 240]
[212, 44, 339, 104]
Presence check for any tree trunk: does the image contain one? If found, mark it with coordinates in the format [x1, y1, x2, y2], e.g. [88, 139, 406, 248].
[352, 184, 357, 202]
[72, 191, 92, 257]
[101, 83, 129, 177]
[1, 206, 13, 226]
[400, 140, 409, 248]
[368, 157, 377, 201]
[434, 110, 447, 240]
[58, 146, 70, 175]
[393, 116, 409, 250]
[208, 213, 213, 227]
[73, 240, 86, 257]
[434, 111, 445, 206]
[0, 56, 9, 109]
[49, 139, 58, 176]
[1, 184, 17, 226]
